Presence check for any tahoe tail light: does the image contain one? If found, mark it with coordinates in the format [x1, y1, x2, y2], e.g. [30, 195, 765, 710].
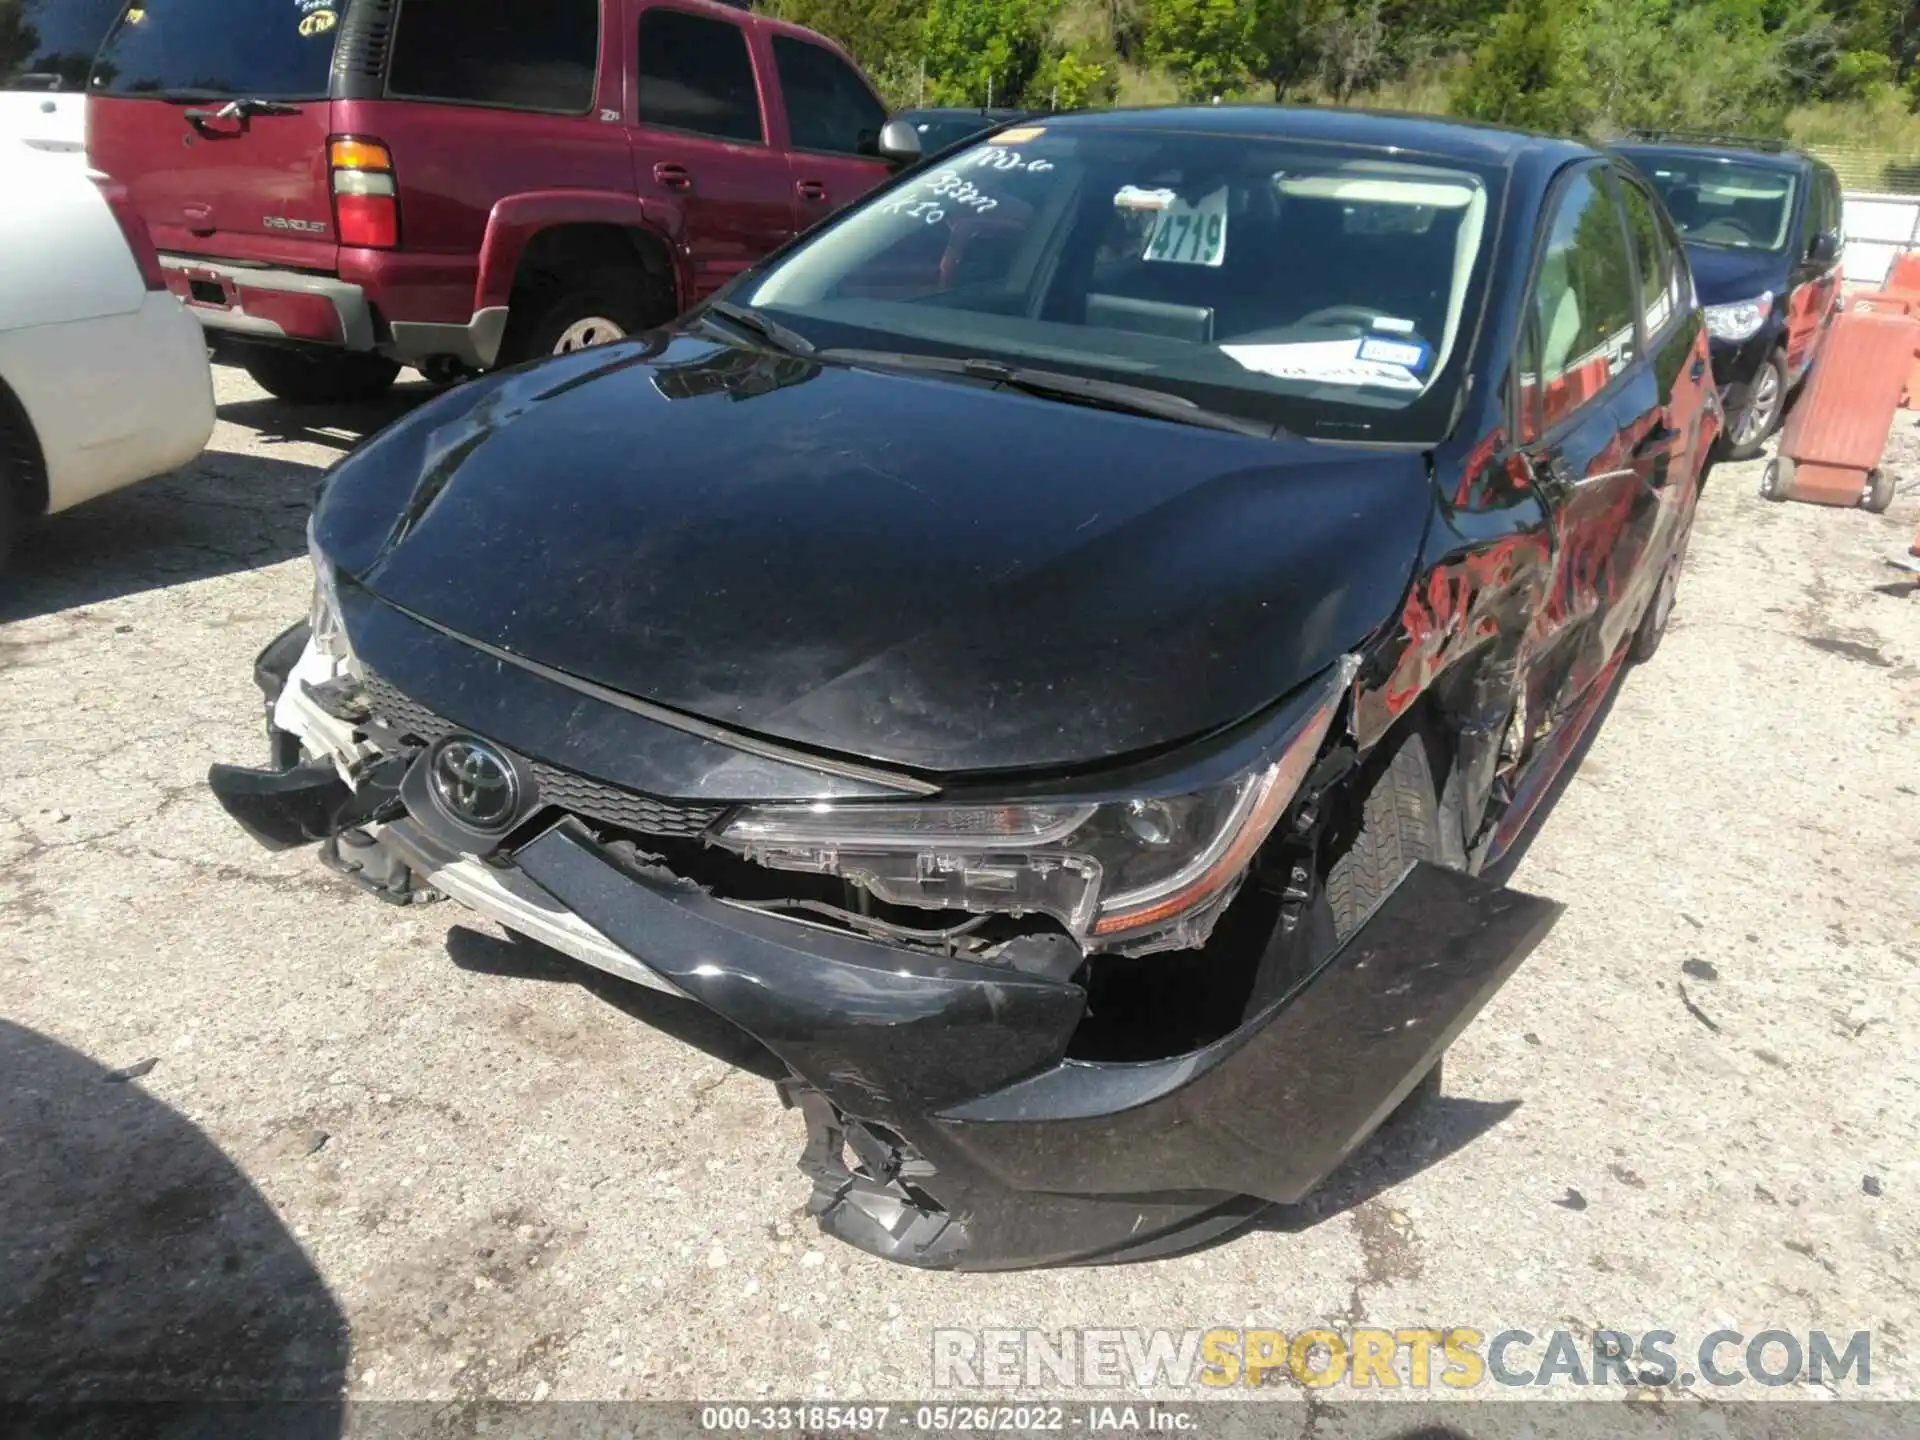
[93, 179, 167, 291]
[328, 137, 399, 249]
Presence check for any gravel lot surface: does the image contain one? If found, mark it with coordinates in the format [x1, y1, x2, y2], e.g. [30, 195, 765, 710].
[3, 361, 1917, 1417]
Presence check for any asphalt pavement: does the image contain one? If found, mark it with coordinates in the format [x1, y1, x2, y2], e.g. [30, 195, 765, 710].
[2, 362, 1916, 1412]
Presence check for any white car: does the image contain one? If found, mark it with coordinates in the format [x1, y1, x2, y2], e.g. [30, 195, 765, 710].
[0, 144, 215, 568]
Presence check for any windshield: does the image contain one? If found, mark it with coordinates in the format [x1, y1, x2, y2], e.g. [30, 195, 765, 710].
[2, 0, 127, 91]
[741, 125, 1502, 441]
[1632, 156, 1798, 252]
[90, 0, 348, 99]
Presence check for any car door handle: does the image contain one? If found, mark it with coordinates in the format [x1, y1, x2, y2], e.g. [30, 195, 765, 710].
[1689, 355, 1707, 382]
[653, 162, 693, 192]
[795, 179, 829, 203]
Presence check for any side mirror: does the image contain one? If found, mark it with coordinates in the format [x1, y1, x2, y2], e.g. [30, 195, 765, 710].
[1810, 232, 1840, 266]
[876, 118, 923, 168]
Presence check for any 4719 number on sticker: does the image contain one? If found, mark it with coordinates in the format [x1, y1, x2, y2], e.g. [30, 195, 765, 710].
[1144, 188, 1228, 267]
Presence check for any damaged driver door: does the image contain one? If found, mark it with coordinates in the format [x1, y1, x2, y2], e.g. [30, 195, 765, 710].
[1510, 164, 1652, 766]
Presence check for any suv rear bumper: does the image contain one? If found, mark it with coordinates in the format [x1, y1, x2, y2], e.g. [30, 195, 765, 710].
[160, 255, 508, 368]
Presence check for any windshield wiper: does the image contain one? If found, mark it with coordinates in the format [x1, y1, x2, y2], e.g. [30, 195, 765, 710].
[821, 350, 1274, 438]
[697, 300, 816, 356]
[180, 96, 304, 129]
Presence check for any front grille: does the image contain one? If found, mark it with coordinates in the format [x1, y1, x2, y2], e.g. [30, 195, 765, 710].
[360, 671, 724, 839]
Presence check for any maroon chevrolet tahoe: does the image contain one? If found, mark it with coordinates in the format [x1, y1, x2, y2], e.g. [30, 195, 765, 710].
[87, 0, 906, 402]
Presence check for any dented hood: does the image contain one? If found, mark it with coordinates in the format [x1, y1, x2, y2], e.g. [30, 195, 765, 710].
[315, 336, 1434, 774]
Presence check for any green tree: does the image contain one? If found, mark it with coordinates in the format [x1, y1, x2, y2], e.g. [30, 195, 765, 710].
[1143, 0, 1260, 98]
[1247, 0, 1336, 99]
[1579, 0, 1794, 135]
[1450, 0, 1589, 134]
[1033, 42, 1120, 107]
[765, 0, 927, 74]
[922, 0, 1053, 105]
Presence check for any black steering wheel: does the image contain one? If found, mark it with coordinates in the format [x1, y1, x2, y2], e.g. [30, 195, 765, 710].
[1295, 305, 1380, 330]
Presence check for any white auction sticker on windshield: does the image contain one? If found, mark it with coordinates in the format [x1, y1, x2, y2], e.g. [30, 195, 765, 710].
[1357, 336, 1429, 370]
[1220, 339, 1425, 391]
[1143, 187, 1228, 267]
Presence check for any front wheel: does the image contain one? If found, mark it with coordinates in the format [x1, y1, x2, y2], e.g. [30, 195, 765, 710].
[1244, 725, 1450, 1108]
[236, 345, 400, 405]
[1724, 350, 1788, 461]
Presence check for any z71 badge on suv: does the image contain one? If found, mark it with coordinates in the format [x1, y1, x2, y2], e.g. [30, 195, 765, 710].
[87, 0, 915, 403]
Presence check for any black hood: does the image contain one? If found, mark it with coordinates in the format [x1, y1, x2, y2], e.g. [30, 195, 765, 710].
[1683, 242, 1788, 307]
[315, 337, 1434, 775]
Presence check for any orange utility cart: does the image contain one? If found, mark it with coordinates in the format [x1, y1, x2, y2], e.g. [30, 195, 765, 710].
[1763, 307, 1913, 512]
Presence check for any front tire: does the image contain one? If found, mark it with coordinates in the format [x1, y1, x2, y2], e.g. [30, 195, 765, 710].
[1724, 349, 1788, 461]
[1242, 724, 1450, 1107]
[236, 345, 400, 405]
[1324, 727, 1449, 1110]
[1325, 725, 1443, 940]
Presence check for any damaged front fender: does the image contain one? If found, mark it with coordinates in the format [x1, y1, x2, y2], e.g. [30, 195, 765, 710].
[515, 818, 1561, 1271]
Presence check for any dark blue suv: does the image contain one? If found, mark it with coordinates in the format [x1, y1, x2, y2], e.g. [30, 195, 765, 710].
[1616, 135, 1844, 460]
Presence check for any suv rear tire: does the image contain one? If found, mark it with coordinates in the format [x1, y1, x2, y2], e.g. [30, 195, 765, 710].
[498, 269, 667, 367]
[237, 345, 401, 405]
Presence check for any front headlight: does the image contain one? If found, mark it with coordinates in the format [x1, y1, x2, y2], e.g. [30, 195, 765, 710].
[1704, 292, 1773, 343]
[306, 514, 353, 670]
[712, 658, 1353, 956]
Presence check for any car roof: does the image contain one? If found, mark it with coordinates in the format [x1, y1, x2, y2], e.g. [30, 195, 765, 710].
[1613, 140, 1814, 174]
[897, 107, 1035, 121]
[1037, 104, 1596, 168]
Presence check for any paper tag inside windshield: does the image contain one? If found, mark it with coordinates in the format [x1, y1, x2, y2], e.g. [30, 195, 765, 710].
[1358, 336, 1429, 370]
[1141, 187, 1228, 267]
[1221, 339, 1425, 390]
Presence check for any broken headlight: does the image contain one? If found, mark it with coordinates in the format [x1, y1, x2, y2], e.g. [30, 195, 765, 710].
[712, 659, 1352, 955]
[307, 515, 354, 669]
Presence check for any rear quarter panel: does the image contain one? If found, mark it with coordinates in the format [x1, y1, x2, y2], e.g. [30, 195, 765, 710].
[0, 150, 142, 328]
[0, 293, 214, 512]
[331, 17, 633, 324]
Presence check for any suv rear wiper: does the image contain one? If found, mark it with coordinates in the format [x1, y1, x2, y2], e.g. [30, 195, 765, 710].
[821, 350, 1275, 438]
[180, 97, 305, 130]
[697, 300, 816, 356]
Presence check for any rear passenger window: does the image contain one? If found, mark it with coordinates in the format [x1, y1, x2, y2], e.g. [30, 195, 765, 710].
[387, 0, 599, 112]
[772, 35, 883, 156]
[1526, 168, 1639, 430]
[1615, 175, 1678, 336]
[636, 8, 763, 144]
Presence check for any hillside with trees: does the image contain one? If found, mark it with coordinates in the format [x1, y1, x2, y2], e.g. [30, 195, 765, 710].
[765, 0, 1920, 161]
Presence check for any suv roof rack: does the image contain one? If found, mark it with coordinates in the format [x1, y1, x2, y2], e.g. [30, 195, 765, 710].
[1624, 129, 1795, 155]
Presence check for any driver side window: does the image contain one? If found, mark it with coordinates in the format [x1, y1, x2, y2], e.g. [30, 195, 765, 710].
[1521, 168, 1640, 434]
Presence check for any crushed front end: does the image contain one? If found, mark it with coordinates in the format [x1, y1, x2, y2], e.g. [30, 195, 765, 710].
[209, 555, 1561, 1271]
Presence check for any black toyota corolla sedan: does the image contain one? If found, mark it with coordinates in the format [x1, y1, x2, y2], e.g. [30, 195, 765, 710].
[211, 107, 1719, 1270]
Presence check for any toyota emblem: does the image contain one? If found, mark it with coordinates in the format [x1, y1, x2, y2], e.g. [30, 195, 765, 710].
[428, 737, 520, 831]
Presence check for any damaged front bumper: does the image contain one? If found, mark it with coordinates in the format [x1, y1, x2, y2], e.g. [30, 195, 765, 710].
[209, 623, 1561, 1271]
